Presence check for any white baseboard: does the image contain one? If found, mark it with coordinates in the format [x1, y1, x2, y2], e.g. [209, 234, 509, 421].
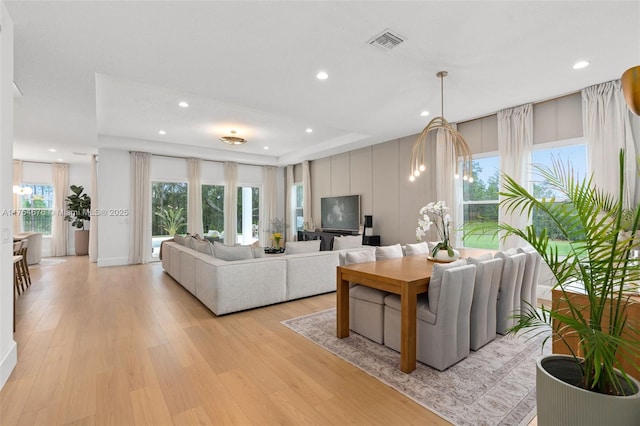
[97, 257, 129, 267]
[0, 339, 17, 390]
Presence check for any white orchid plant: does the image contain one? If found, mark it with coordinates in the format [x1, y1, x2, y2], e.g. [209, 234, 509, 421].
[416, 200, 455, 257]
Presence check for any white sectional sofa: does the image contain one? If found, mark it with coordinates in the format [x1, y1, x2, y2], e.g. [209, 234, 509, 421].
[162, 240, 372, 315]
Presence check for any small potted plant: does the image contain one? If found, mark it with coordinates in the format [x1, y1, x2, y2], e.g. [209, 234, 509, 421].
[488, 150, 640, 425]
[63, 185, 91, 255]
[415, 200, 459, 261]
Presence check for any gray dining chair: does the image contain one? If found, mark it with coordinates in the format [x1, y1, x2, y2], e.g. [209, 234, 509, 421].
[494, 250, 526, 335]
[383, 260, 476, 371]
[517, 246, 542, 314]
[349, 245, 403, 344]
[467, 255, 503, 350]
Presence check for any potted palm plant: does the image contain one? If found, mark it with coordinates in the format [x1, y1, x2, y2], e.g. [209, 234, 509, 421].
[490, 150, 640, 425]
[64, 185, 91, 255]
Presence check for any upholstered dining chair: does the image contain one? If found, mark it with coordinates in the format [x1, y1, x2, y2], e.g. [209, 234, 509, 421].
[494, 250, 526, 335]
[467, 255, 503, 350]
[348, 244, 403, 344]
[383, 260, 477, 371]
[517, 246, 542, 314]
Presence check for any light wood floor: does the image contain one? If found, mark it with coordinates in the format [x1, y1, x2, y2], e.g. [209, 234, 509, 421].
[1, 256, 452, 425]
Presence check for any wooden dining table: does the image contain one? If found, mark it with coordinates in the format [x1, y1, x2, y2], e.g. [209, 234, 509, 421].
[336, 248, 489, 373]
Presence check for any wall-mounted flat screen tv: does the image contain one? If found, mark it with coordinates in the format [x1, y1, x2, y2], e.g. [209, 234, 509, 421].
[320, 194, 361, 233]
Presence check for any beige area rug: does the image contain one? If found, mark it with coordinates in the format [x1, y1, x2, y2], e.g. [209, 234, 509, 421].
[282, 309, 550, 426]
[30, 258, 66, 267]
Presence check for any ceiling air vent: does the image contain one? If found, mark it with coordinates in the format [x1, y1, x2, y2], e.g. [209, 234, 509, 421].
[367, 29, 405, 51]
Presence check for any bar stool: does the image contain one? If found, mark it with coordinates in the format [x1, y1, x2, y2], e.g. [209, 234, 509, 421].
[13, 241, 28, 294]
[13, 254, 22, 331]
[18, 239, 32, 288]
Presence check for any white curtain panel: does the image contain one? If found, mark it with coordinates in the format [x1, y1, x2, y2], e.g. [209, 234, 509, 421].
[435, 126, 460, 248]
[498, 103, 533, 250]
[187, 158, 204, 236]
[286, 165, 296, 242]
[582, 80, 637, 208]
[302, 160, 312, 230]
[89, 154, 98, 263]
[12, 159, 22, 233]
[129, 151, 151, 264]
[224, 161, 238, 245]
[51, 163, 69, 257]
[262, 166, 277, 247]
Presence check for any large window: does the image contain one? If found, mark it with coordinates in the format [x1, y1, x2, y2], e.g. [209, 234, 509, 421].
[530, 142, 587, 256]
[237, 186, 259, 245]
[462, 155, 500, 249]
[294, 183, 304, 231]
[202, 184, 224, 237]
[152, 181, 187, 258]
[20, 184, 54, 236]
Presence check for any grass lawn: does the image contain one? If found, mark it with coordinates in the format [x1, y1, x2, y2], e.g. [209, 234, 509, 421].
[462, 224, 573, 256]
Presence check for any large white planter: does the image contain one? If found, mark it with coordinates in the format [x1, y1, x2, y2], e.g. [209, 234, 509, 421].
[536, 354, 640, 426]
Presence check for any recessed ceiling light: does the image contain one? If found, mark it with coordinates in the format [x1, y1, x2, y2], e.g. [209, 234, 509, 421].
[158, 130, 166, 135]
[306, 128, 313, 133]
[57, 158, 64, 162]
[178, 101, 189, 108]
[264, 146, 269, 150]
[420, 111, 430, 117]
[316, 71, 328, 80]
[48, 148, 56, 152]
[573, 60, 590, 70]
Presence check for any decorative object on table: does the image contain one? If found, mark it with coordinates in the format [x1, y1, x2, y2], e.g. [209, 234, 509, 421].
[415, 200, 459, 262]
[63, 184, 92, 256]
[270, 217, 284, 248]
[272, 232, 282, 249]
[408, 71, 473, 182]
[263, 246, 285, 254]
[476, 150, 640, 425]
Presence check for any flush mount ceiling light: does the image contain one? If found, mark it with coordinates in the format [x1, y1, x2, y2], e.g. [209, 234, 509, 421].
[420, 110, 430, 117]
[573, 60, 590, 70]
[220, 130, 247, 145]
[409, 71, 473, 182]
[158, 130, 166, 135]
[316, 71, 328, 80]
[306, 128, 313, 133]
[178, 101, 189, 108]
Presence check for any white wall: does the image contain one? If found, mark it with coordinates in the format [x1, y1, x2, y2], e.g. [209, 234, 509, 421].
[0, 1, 16, 389]
[96, 148, 131, 266]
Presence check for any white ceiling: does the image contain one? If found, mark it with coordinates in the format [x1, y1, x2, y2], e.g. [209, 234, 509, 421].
[7, 1, 640, 165]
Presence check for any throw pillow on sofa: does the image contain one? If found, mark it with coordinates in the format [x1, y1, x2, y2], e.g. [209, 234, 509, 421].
[173, 234, 186, 245]
[332, 235, 362, 250]
[185, 236, 197, 250]
[194, 240, 214, 256]
[285, 240, 321, 255]
[212, 242, 254, 261]
[345, 250, 375, 264]
[375, 243, 404, 260]
[404, 242, 429, 256]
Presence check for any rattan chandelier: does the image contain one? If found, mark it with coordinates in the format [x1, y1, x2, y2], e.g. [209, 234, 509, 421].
[409, 71, 473, 182]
